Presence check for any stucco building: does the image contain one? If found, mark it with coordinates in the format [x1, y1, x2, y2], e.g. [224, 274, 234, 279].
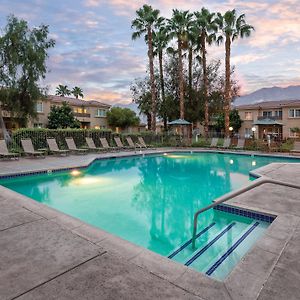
[3, 95, 111, 130]
[236, 100, 300, 139]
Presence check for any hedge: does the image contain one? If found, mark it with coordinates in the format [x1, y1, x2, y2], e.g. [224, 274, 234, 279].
[10, 128, 179, 152]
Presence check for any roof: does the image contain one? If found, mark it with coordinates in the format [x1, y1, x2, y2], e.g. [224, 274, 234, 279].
[235, 99, 300, 110]
[47, 95, 111, 108]
[253, 118, 283, 126]
[168, 119, 191, 125]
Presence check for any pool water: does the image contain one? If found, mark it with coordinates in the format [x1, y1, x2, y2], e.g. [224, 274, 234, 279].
[1, 152, 298, 280]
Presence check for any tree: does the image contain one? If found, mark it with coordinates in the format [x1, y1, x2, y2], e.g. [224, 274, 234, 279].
[215, 109, 242, 133]
[194, 8, 218, 137]
[167, 9, 193, 120]
[47, 102, 80, 129]
[216, 10, 254, 136]
[56, 85, 71, 97]
[132, 5, 163, 132]
[153, 20, 169, 129]
[71, 86, 84, 99]
[0, 15, 55, 142]
[107, 107, 140, 130]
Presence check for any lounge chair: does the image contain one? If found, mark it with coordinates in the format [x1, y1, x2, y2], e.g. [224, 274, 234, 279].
[235, 138, 245, 150]
[210, 138, 219, 148]
[219, 138, 231, 149]
[126, 137, 141, 149]
[85, 137, 104, 152]
[138, 136, 155, 149]
[47, 138, 69, 156]
[0, 140, 19, 160]
[21, 139, 45, 158]
[114, 137, 134, 150]
[291, 141, 300, 154]
[100, 137, 117, 151]
[65, 138, 88, 154]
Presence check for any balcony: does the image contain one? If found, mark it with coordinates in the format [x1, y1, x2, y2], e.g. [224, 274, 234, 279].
[73, 112, 91, 118]
[258, 116, 282, 120]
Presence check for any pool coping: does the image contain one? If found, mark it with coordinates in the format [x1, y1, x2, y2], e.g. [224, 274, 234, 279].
[1, 148, 300, 299]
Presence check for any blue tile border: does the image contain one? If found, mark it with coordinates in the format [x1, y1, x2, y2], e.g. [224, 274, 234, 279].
[168, 222, 216, 259]
[214, 204, 275, 223]
[206, 221, 260, 276]
[185, 222, 236, 266]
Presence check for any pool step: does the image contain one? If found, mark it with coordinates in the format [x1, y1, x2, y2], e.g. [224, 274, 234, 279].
[168, 220, 263, 280]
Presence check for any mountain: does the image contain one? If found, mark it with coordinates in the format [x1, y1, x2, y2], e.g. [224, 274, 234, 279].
[235, 85, 300, 106]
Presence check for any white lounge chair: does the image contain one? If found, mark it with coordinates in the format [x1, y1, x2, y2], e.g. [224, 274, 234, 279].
[85, 137, 104, 152]
[47, 138, 69, 156]
[210, 138, 219, 148]
[291, 141, 300, 154]
[114, 137, 133, 150]
[21, 139, 45, 158]
[138, 136, 155, 149]
[126, 137, 141, 149]
[236, 138, 245, 150]
[0, 140, 19, 160]
[65, 138, 88, 154]
[219, 138, 231, 149]
[99, 137, 117, 151]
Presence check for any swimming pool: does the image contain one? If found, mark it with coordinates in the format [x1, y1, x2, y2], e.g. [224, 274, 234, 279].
[1, 152, 298, 280]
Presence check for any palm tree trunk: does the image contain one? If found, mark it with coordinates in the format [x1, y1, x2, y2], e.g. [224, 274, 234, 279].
[201, 34, 209, 138]
[159, 50, 167, 130]
[178, 38, 184, 120]
[147, 26, 157, 132]
[0, 105, 11, 143]
[188, 46, 193, 101]
[224, 34, 231, 137]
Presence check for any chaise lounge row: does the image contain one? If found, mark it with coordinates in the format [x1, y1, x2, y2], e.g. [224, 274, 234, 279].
[210, 137, 245, 150]
[0, 136, 152, 159]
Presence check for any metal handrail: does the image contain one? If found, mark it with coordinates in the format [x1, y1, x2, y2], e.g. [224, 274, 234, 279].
[191, 177, 300, 249]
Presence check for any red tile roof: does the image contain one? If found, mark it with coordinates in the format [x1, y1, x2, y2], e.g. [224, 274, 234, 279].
[235, 99, 300, 110]
[47, 95, 111, 108]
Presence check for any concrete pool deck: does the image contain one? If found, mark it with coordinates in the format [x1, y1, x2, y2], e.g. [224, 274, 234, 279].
[0, 149, 300, 299]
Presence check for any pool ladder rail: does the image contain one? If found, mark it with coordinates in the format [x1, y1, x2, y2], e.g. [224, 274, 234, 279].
[191, 176, 300, 250]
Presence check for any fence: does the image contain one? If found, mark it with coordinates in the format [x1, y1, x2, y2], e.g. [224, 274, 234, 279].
[9, 128, 180, 152]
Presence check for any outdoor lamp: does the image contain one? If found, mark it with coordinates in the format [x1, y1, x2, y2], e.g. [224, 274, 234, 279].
[229, 126, 233, 132]
[251, 126, 256, 132]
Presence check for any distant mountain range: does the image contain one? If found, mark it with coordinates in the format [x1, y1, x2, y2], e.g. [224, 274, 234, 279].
[235, 85, 300, 106]
[113, 85, 300, 118]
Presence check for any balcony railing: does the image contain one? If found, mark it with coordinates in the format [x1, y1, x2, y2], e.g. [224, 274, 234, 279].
[257, 116, 282, 120]
[73, 112, 91, 118]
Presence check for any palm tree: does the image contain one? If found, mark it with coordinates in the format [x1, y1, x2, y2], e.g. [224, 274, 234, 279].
[132, 5, 163, 132]
[72, 86, 84, 99]
[167, 9, 193, 120]
[216, 10, 254, 136]
[194, 8, 218, 137]
[153, 19, 169, 129]
[55, 85, 71, 97]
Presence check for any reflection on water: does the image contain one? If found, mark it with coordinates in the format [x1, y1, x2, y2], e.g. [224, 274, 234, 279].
[0, 153, 298, 255]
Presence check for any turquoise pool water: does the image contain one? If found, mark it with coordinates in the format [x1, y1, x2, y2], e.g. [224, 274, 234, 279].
[1, 152, 298, 279]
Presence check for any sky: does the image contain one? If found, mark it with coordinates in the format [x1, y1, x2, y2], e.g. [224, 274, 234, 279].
[0, 0, 300, 104]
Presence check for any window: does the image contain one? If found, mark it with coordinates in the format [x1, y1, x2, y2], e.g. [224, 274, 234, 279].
[74, 107, 87, 114]
[34, 123, 43, 128]
[274, 110, 282, 118]
[245, 128, 252, 138]
[289, 109, 300, 118]
[96, 109, 107, 117]
[289, 128, 300, 138]
[262, 111, 272, 117]
[36, 102, 43, 113]
[244, 112, 252, 120]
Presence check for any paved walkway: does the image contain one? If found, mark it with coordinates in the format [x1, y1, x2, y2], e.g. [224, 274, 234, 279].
[0, 150, 300, 299]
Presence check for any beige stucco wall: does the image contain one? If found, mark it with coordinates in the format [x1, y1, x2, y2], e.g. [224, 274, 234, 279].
[27, 99, 109, 129]
[237, 106, 300, 139]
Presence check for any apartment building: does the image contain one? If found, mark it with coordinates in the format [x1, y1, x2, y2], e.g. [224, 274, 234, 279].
[236, 100, 300, 139]
[29, 95, 111, 129]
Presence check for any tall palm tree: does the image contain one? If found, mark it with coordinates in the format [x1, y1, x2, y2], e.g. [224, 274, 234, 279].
[55, 85, 71, 97]
[167, 9, 193, 120]
[132, 5, 163, 132]
[153, 19, 169, 129]
[216, 10, 254, 136]
[72, 86, 84, 99]
[194, 8, 218, 137]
